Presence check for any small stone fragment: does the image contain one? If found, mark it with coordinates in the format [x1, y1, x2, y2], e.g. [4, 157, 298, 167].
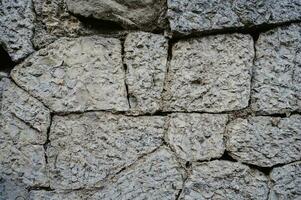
[65, 0, 167, 31]
[1, 78, 50, 133]
[48, 112, 166, 190]
[166, 113, 228, 162]
[11, 36, 129, 113]
[167, 0, 301, 35]
[180, 160, 269, 199]
[252, 23, 301, 114]
[269, 161, 301, 200]
[0, 177, 29, 200]
[226, 115, 301, 167]
[163, 33, 253, 112]
[0, 0, 35, 61]
[124, 32, 168, 114]
[91, 147, 186, 200]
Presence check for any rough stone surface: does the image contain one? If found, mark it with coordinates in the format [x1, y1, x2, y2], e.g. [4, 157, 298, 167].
[167, 0, 301, 35]
[48, 112, 166, 190]
[29, 190, 86, 200]
[0, 78, 49, 187]
[163, 33, 253, 112]
[124, 32, 168, 114]
[90, 147, 186, 200]
[0, 177, 29, 200]
[269, 161, 301, 200]
[65, 0, 167, 31]
[166, 113, 228, 162]
[11, 36, 129, 113]
[0, 0, 35, 62]
[226, 115, 301, 167]
[252, 23, 301, 114]
[180, 160, 269, 199]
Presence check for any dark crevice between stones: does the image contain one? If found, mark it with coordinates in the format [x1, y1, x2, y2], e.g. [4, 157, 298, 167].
[0, 45, 15, 73]
[28, 186, 54, 192]
[120, 38, 131, 109]
[170, 20, 301, 40]
[74, 14, 125, 32]
[43, 113, 54, 164]
[246, 164, 272, 176]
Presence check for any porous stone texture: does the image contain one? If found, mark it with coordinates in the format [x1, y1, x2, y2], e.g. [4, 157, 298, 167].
[226, 115, 301, 167]
[124, 32, 168, 114]
[0, 0, 35, 62]
[65, 0, 167, 31]
[269, 161, 301, 200]
[166, 113, 228, 162]
[0, 78, 49, 187]
[180, 160, 269, 199]
[90, 147, 186, 199]
[167, 0, 301, 35]
[11, 36, 129, 113]
[47, 112, 166, 190]
[252, 23, 301, 114]
[163, 33, 253, 112]
[29, 190, 86, 200]
[0, 177, 29, 200]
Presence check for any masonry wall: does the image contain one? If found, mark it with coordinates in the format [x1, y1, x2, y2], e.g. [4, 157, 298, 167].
[0, 0, 301, 200]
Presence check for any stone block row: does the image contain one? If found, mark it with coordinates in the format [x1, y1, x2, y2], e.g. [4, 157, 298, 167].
[10, 23, 301, 114]
[25, 161, 301, 200]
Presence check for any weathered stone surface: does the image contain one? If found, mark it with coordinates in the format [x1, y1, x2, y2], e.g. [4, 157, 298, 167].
[252, 23, 301, 114]
[166, 113, 228, 162]
[48, 112, 166, 189]
[269, 161, 301, 200]
[0, 177, 29, 200]
[0, 78, 49, 187]
[65, 0, 167, 31]
[11, 36, 129, 113]
[124, 32, 168, 114]
[180, 160, 269, 199]
[0, 0, 35, 61]
[1, 78, 50, 133]
[167, 0, 301, 35]
[226, 115, 301, 167]
[90, 147, 186, 200]
[163, 33, 253, 112]
[29, 190, 86, 200]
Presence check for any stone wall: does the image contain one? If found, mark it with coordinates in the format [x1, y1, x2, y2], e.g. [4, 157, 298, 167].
[0, 0, 301, 199]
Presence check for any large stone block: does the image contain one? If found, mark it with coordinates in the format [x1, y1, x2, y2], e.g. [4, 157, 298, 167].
[48, 112, 166, 189]
[226, 115, 301, 167]
[269, 161, 301, 200]
[166, 113, 228, 162]
[0, 177, 29, 200]
[65, 0, 167, 31]
[163, 33, 253, 112]
[124, 32, 168, 114]
[11, 36, 129, 113]
[90, 147, 186, 200]
[167, 0, 301, 35]
[180, 160, 269, 199]
[0, 0, 35, 61]
[252, 23, 301, 114]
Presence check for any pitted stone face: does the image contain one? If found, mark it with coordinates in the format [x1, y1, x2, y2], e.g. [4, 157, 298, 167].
[124, 32, 168, 114]
[163, 33, 254, 112]
[47, 112, 166, 190]
[226, 115, 301, 167]
[270, 161, 301, 199]
[65, 0, 167, 31]
[167, 0, 301, 35]
[0, 78, 49, 187]
[180, 160, 269, 200]
[252, 23, 301, 114]
[0, 0, 35, 62]
[166, 113, 228, 162]
[11, 36, 129, 113]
